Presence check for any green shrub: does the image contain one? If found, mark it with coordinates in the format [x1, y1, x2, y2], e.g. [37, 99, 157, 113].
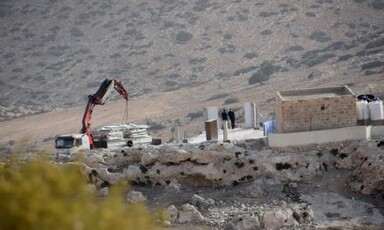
[208, 93, 230, 100]
[372, 1, 384, 10]
[146, 119, 166, 131]
[361, 60, 384, 70]
[175, 31, 193, 44]
[248, 61, 280, 85]
[234, 66, 258, 76]
[0, 157, 160, 230]
[260, 29, 273, 35]
[243, 52, 257, 59]
[186, 111, 204, 120]
[286, 45, 304, 52]
[366, 37, 384, 49]
[309, 31, 331, 43]
[248, 71, 270, 85]
[338, 54, 353, 62]
[224, 97, 240, 105]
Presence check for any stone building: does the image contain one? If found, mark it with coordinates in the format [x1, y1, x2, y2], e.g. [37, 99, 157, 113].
[276, 86, 356, 133]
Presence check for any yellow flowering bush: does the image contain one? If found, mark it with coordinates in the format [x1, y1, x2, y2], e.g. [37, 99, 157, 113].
[0, 156, 161, 230]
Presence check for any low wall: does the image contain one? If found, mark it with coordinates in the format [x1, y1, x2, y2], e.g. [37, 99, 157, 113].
[268, 126, 384, 148]
[371, 126, 384, 137]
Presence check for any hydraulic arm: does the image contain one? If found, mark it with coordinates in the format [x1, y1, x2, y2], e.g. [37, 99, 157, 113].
[81, 79, 128, 148]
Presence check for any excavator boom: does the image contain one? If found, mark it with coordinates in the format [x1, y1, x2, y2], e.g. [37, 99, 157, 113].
[81, 79, 128, 148]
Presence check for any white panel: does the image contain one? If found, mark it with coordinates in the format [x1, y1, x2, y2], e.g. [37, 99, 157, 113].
[244, 102, 256, 128]
[204, 106, 218, 121]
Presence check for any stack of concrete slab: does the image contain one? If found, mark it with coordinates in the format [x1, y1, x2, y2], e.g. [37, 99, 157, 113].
[93, 124, 152, 149]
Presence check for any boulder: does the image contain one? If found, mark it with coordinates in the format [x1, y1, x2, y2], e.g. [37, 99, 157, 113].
[190, 151, 216, 164]
[288, 203, 314, 224]
[191, 194, 214, 209]
[126, 190, 147, 203]
[177, 204, 205, 224]
[79, 151, 105, 167]
[123, 165, 142, 180]
[141, 151, 159, 166]
[261, 210, 286, 230]
[103, 168, 123, 182]
[167, 205, 178, 223]
[97, 187, 109, 197]
[261, 208, 296, 230]
[158, 148, 191, 164]
[226, 214, 261, 230]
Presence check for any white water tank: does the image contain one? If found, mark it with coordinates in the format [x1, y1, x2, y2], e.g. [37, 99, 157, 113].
[356, 100, 369, 121]
[369, 100, 384, 121]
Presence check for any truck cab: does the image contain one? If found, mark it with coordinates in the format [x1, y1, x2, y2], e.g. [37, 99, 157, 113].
[55, 134, 90, 159]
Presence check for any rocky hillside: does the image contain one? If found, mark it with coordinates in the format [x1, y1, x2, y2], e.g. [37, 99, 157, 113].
[74, 138, 384, 229]
[0, 0, 384, 121]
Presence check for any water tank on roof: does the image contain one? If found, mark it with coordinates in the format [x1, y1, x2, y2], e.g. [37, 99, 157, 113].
[356, 100, 369, 121]
[358, 94, 377, 102]
[369, 100, 384, 121]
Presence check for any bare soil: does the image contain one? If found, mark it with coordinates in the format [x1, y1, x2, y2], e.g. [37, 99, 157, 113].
[133, 167, 384, 229]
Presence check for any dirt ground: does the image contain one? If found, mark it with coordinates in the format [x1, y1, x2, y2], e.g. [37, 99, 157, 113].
[132, 167, 384, 229]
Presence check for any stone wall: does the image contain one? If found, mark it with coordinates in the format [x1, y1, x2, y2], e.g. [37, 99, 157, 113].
[79, 138, 384, 196]
[270, 140, 354, 153]
[268, 126, 367, 148]
[276, 94, 356, 133]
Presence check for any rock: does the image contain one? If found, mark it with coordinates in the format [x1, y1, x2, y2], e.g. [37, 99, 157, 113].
[288, 182, 298, 189]
[93, 168, 124, 184]
[160, 220, 171, 227]
[158, 147, 191, 164]
[261, 208, 296, 230]
[126, 190, 147, 203]
[226, 214, 261, 230]
[80, 152, 104, 167]
[289, 203, 313, 224]
[97, 187, 109, 197]
[165, 181, 181, 192]
[190, 151, 215, 164]
[141, 151, 159, 166]
[124, 165, 142, 179]
[261, 210, 285, 230]
[351, 151, 384, 194]
[206, 198, 215, 206]
[191, 194, 214, 209]
[334, 143, 371, 169]
[167, 205, 178, 223]
[277, 200, 287, 208]
[177, 203, 205, 224]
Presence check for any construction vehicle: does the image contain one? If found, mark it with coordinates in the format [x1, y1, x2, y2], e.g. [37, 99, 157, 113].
[55, 79, 129, 158]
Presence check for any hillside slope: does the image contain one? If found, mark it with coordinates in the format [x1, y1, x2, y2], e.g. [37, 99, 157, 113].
[0, 0, 383, 122]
